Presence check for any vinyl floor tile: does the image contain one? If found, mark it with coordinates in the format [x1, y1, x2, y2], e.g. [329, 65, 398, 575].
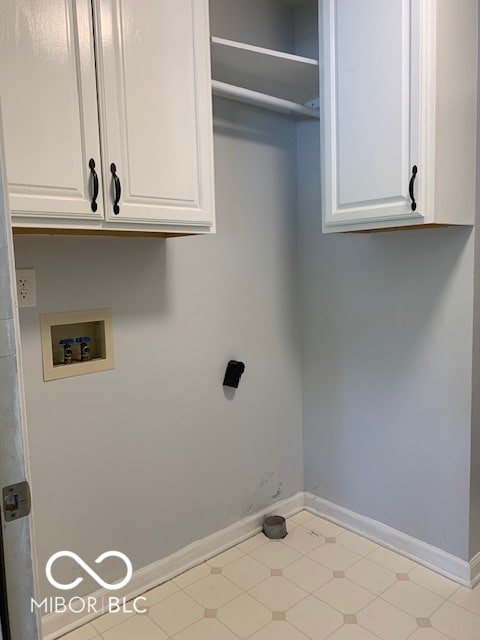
[60, 511, 480, 640]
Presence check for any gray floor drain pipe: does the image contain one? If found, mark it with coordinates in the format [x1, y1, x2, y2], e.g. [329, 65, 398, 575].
[263, 515, 287, 539]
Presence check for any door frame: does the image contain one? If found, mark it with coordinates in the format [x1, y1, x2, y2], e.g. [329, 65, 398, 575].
[0, 99, 40, 637]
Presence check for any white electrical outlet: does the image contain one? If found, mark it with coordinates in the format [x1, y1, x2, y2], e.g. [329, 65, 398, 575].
[15, 269, 37, 308]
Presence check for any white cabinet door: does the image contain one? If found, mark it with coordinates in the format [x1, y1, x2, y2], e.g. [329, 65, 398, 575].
[0, 0, 103, 221]
[95, 0, 215, 227]
[321, 0, 423, 230]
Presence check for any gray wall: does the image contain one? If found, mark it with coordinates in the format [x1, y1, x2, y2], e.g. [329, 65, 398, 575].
[298, 118, 474, 560]
[469, 16, 480, 561]
[14, 98, 303, 598]
[209, 0, 295, 51]
[471, 199, 480, 561]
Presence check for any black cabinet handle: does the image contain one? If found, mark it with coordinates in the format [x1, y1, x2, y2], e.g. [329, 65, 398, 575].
[409, 165, 418, 211]
[89, 158, 99, 212]
[110, 162, 121, 215]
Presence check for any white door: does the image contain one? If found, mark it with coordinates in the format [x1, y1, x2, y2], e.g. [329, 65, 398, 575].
[0, 0, 103, 223]
[0, 102, 40, 637]
[321, 0, 423, 229]
[95, 0, 215, 226]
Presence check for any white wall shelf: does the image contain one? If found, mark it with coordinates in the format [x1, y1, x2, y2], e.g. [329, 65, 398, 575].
[211, 36, 319, 117]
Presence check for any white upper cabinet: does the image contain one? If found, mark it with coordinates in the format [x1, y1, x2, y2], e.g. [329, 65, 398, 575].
[0, 0, 215, 235]
[95, 0, 214, 226]
[0, 0, 103, 222]
[321, 0, 477, 233]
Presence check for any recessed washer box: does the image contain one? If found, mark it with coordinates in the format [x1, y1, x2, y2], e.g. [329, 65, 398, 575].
[40, 309, 114, 381]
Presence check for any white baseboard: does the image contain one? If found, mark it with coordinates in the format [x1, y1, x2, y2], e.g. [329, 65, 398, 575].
[304, 492, 472, 587]
[42, 492, 304, 640]
[470, 551, 480, 588]
[43, 490, 479, 638]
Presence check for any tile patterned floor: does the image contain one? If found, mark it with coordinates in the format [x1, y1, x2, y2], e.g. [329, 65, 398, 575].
[60, 511, 480, 640]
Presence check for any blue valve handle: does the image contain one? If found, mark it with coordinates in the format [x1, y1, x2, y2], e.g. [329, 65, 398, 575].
[59, 338, 74, 346]
[75, 337, 91, 343]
